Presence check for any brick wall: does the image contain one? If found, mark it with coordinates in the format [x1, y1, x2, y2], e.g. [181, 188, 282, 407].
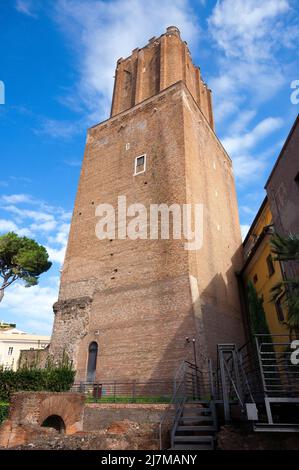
[111, 26, 214, 129]
[0, 392, 85, 448]
[50, 28, 244, 383]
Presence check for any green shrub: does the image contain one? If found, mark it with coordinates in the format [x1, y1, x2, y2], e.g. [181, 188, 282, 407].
[0, 358, 75, 401]
[0, 402, 9, 424]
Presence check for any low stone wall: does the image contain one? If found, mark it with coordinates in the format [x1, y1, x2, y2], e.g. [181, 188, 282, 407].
[83, 403, 168, 431]
[0, 394, 170, 450]
[0, 392, 85, 448]
[83, 403, 170, 449]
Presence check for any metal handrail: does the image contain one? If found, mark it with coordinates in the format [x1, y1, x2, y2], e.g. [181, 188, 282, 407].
[159, 359, 205, 449]
[159, 362, 187, 450]
[255, 334, 299, 397]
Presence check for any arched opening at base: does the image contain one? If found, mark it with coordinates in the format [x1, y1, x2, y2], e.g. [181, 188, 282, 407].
[41, 415, 66, 434]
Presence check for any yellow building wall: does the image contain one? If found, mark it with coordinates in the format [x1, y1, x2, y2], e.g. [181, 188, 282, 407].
[243, 199, 289, 337]
[244, 238, 288, 337]
[252, 203, 272, 238]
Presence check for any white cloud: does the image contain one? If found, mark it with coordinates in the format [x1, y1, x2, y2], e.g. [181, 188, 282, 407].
[209, 0, 290, 60]
[0, 194, 32, 204]
[15, 0, 37, 18]
[46, 223, 70, 265]
[3, 205, 56, 223]
[47, 223, 70, 246]
[241, 224, 250, 240]
[30, 220, 57, 232]
[225, 117, 284, 183]
[0, 218, 33, 237]
[0, 279, 59, 334]
[0, 219, 18, 233]
[0, 195, 71, 333]
[0, 194, 71, 265]
[222, 117, 283, 155]
[232, 155, 266, 181]
[51, 0, 199, 124]
[240, 205, 257, 216]
[35, 117, 83, 139]
[208, 0, 296, 125]
[227, 110, 256, 135]
[45, 245, 67, 265]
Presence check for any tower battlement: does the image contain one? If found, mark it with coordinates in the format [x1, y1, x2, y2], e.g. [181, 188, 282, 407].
[111, 26, 214, 129]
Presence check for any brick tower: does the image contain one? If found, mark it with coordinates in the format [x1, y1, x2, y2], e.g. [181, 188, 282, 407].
[50, 27, 245, 382]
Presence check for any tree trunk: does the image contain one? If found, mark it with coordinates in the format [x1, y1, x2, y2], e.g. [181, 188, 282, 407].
[0, 276, 9, 303]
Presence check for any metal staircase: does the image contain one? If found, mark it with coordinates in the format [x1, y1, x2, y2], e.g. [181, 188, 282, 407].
[159, 359, 218, 450]
[253, 334, 299, 432]
[159, 336, 299, 450]
[171, 400, 217, 450]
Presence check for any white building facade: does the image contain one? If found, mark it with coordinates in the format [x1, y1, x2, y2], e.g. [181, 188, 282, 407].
[0, 323, 50, 370]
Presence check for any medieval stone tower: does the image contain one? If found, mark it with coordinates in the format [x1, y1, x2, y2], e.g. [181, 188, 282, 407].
[50, 27, 245, 382]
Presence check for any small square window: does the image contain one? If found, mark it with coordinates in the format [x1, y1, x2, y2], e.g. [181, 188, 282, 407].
[7, 347, 13, 356]
[134, 154, 146, 175]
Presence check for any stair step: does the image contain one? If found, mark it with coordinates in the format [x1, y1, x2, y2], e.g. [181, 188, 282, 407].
[177, 425, 217, 432]
[254, 423, 299, 433]
[172, 444, 213, 450]
[183, 410, 212, 417]
[186, 400, 212, 404]
[184, 404, 211, 407]
[183, 407, 212, 412]
[174, 435, 214, 442]
[180, 416, 213, 422]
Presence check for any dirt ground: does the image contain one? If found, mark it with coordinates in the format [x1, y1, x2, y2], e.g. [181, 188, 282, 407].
[4, 422, 299, 450]
[8, 420, 161, 450]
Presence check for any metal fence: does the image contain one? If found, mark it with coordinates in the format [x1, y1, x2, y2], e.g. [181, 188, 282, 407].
[255, 334, 299, 397]
[212, 336, 299, 424]
[72, 380, 173, 403]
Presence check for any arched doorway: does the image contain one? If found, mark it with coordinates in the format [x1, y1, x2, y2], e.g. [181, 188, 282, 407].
[87, 341, 98, 382]
[41, 415, 66, 434]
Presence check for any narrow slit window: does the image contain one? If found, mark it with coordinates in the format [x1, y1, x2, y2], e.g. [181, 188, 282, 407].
[134, 154, 146, 175]
[266, 254, 275, 277]
[275, 299, 284, 322]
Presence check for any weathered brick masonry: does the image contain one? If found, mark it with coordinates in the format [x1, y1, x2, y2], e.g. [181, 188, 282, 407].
[0, 392, 85, 448]
[49, 26, 245, 382]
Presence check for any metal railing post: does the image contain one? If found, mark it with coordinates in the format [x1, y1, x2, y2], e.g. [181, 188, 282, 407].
[208, 358, 215, 400]
[255, 335, 267, 394]
[219, 350, 230, 421]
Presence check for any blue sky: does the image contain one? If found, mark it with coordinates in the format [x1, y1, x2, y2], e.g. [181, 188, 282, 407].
[0, 0, 298, 334]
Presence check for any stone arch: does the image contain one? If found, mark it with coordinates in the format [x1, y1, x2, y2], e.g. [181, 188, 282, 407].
[41, 414, 66, 434]
[38, 394, 84, 434]
[0, 392, 85, 448]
